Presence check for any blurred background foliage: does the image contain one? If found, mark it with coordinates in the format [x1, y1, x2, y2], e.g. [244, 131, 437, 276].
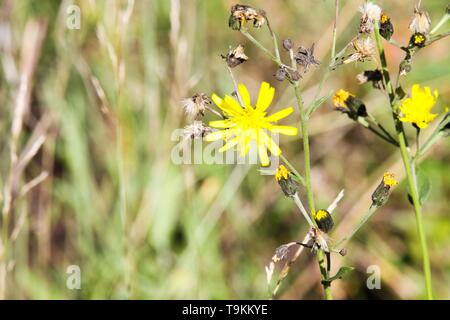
[0, 0, 448, 299]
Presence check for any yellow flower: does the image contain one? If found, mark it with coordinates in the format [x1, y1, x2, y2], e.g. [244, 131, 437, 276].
[333, 89, 353, 109]
[275, 165, 289, 182]
[205, 82, 298, 166]
[383, 172, 397, 187]
[399, 84, 438, 128]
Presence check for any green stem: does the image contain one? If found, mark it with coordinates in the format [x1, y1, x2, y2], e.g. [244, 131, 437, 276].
[293, 84, 332, 299]
[415, 131, 444, 160]
[241, 29, 282, 65]
[335, 205, 377, 248]
[280, 154, 306, 186]
[430, 14, 450, 35]
[374, 25, 433, 299]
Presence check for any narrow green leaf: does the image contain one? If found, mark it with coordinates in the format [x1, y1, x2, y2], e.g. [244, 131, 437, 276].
[321, 266, 354, 285]
[416, 168, 432, 205]
[307, 90, 333, 117]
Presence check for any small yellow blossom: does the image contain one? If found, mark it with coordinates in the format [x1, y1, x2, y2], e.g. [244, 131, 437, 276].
[383, 172, 397, 187]
[399, 84, 439, 128]
[275, 165, 289, 182]
[380, 14, 388, 24]
[205, 82, 298, 166]
[333, 89, 353, 109]
[413, 33, 426, 45]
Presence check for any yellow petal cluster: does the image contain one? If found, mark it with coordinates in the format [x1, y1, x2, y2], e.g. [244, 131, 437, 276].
[399, 84, 438, 129]
[205, 82, 298, 166]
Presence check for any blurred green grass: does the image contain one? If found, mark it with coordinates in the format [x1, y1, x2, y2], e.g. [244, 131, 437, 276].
[0, 0, 449, 299]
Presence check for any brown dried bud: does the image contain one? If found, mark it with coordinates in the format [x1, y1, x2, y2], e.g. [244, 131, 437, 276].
[222, 45, 248, 68]
[274, 67, 287, 81]
[282, 39, 293, 51]
[339, 248, 347, 256]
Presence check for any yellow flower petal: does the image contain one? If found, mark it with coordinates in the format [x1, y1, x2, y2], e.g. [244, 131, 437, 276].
[260, 130, 281, 156]
[265, 107, 294, 122]
[258, 143, 270, 166]
[223, 95, 245, 115]
[256, 81, 275, 111]
[238, 83, 251, 107]
[269, 125, 298, 136]
[211, 93, 223, 107]
[209, 120, 235, 128]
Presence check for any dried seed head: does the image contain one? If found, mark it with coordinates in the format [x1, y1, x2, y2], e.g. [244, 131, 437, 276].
[344, 37, 375, 64]
[339, 248, 347, 256]
[222, 45, 248, 68]
[295, 43, 320, 72]
[358, 1, 382, 33]
[181, 93, 212, 119]
[282, 39, 293, 51]
[274, 67, 287, 81]
[290, 70, 301, 82]
[409, 9, 431, 34]
[183, 121, 212, 139]
[356, 69, 383, 89]
[359, 1, 382, 21]
[228, 4, 265, 30]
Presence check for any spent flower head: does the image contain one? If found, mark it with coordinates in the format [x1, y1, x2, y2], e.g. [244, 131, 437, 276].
[359, 1, 382, 33]
[295, 43, 320, 72]
[183, 121, 212, 139]
[409, 9, 431, 34]
[344, 37, 375, 64]
[399, 84, 439, 129]
[181, 93, 211, 119]
[205, 82, 298, 166]
[222, 45, 248, 68]
[228, 4, 265, 30]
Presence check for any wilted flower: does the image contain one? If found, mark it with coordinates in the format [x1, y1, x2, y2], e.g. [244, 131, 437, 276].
[228, 4, 265, 30]
[222, 45, 248, 68]
[379, 13, 394, 40]
[205, 82, 298, 166]
[359, 1, 382, 33]
[295, 43, 320, 72]
[344, 37, 375, 64]
[359, 1, 382, 21]
[409, 32, 427, 48]
[333, 89, 367, 120]
[183, 121, 212, 139]
[371, 172, 397, 207]
[409, 9, 431, 34]
[181, 93, 211, 119]
[274, 65, 301, 82]
[399, 84, 439, 129]
[357, 69, 384, 89]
